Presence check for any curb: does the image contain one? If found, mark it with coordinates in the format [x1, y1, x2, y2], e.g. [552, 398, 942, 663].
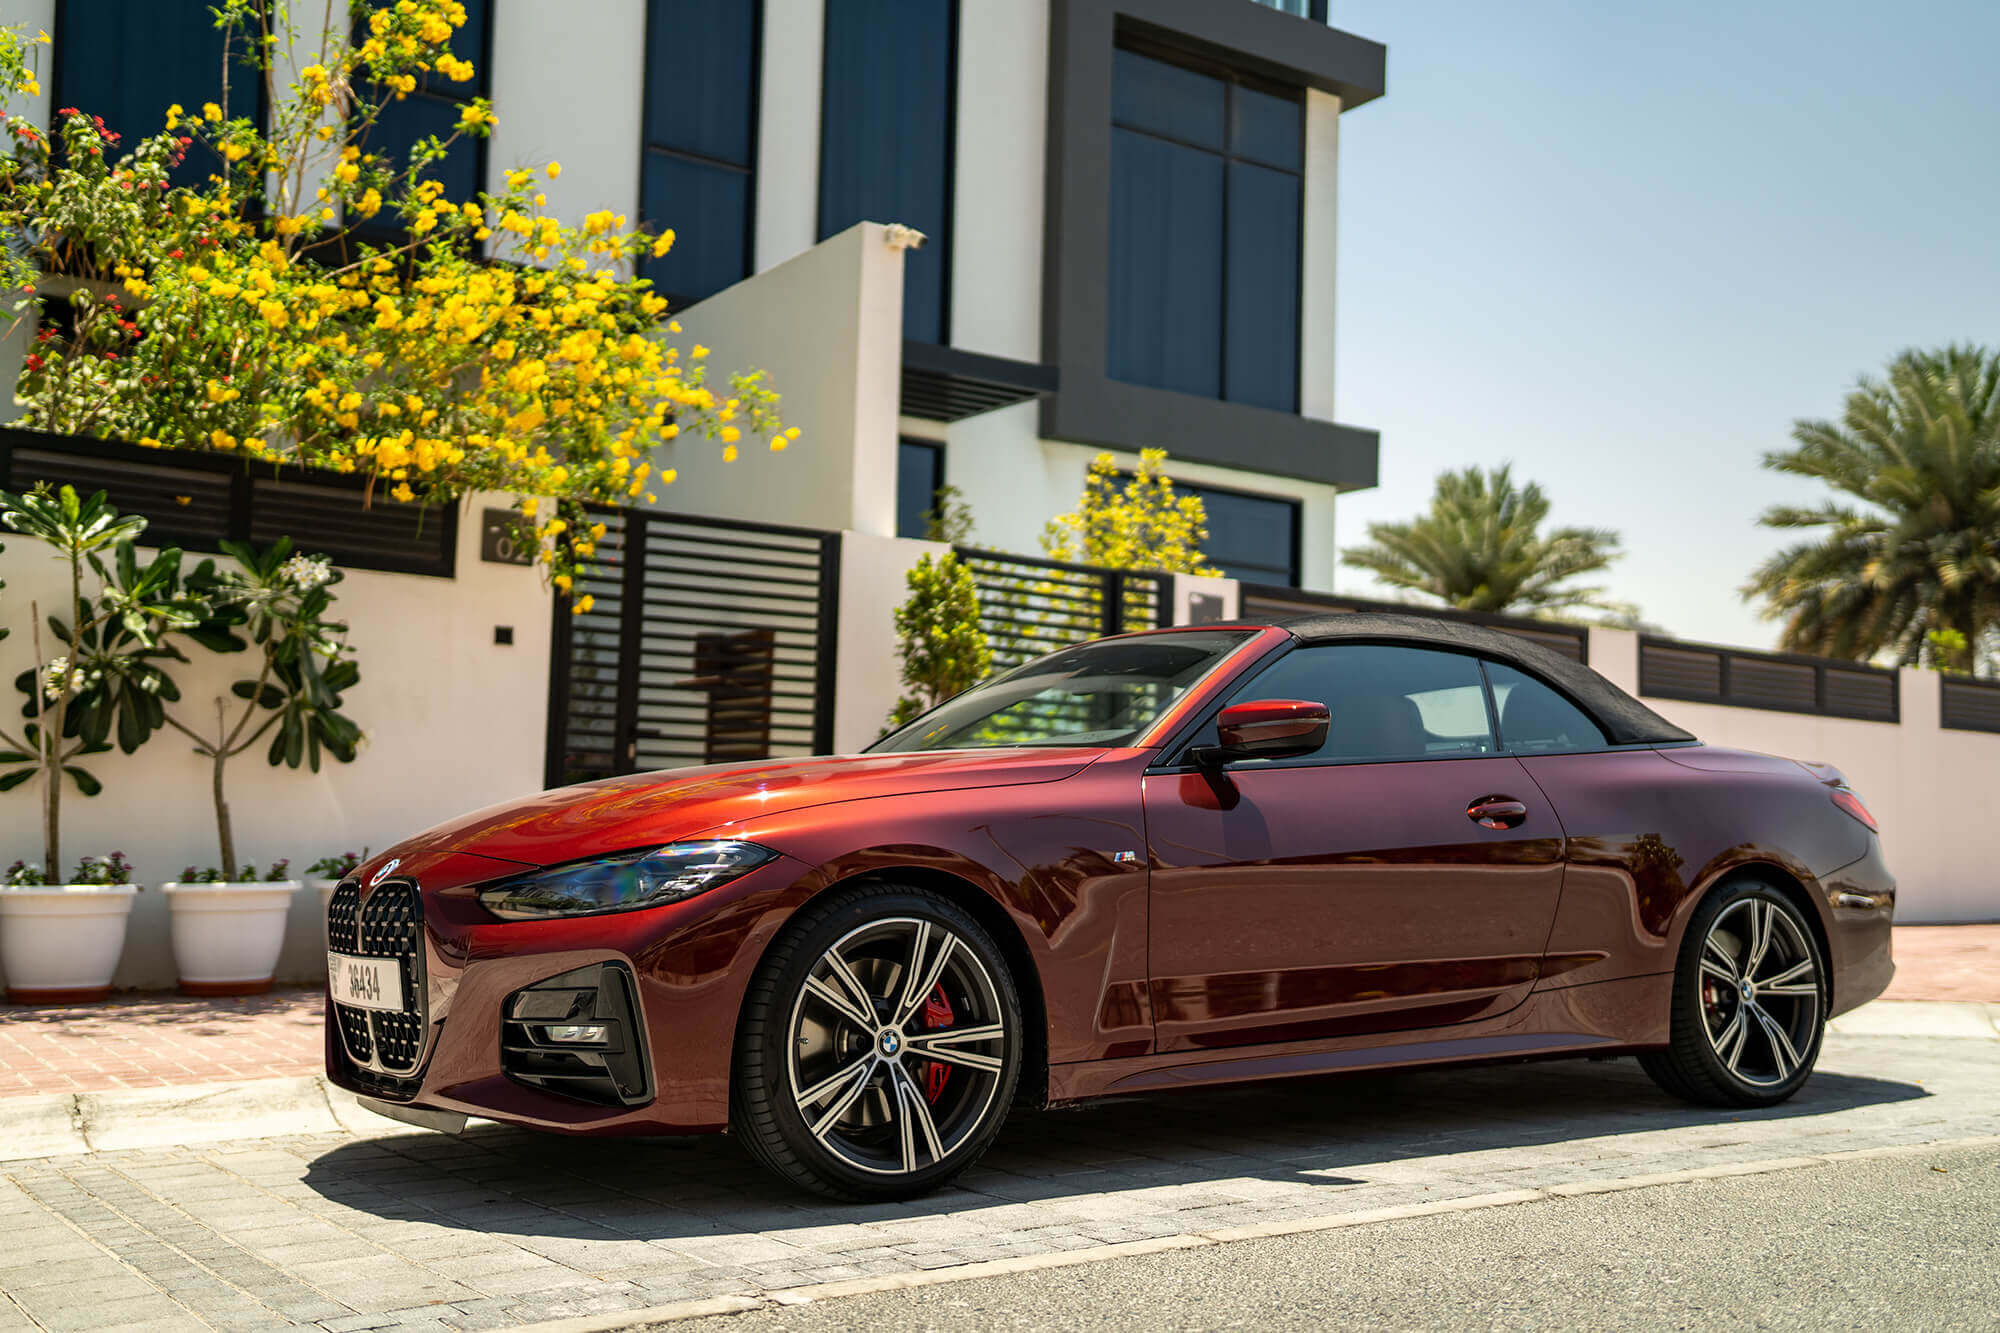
[1829, 1000, 1999, 1039]
[0, 1074, 426, 1163]
[502, 1135, 2000, 1333]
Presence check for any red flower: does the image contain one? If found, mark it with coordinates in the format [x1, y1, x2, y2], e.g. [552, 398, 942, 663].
[169, 248, 184, 259]
[24, 353, 43, 371]
[102, 352, 117, 362]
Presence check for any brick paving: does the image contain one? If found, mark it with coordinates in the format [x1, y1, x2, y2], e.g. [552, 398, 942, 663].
[0, 1033, 1994, 1331]
[1882, 924, 2000, 1003]
[0, 988, 323, 1097]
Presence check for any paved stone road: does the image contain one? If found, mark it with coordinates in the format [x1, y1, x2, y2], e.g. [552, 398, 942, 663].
[0, 1033, 1994, 1332]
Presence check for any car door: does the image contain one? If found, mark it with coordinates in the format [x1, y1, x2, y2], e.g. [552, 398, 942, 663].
[1142, 643, 1568, 1052]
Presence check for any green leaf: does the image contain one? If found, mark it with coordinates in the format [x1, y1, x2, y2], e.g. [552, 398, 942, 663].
[63, 766, 102, 796]
[0, 769, 32, 792]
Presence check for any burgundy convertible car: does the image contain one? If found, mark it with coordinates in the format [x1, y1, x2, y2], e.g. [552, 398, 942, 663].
[326, 614, 1895, 1199]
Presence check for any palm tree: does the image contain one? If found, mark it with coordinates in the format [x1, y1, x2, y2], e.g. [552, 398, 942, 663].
[1342, 465, 1631, 618]
[1746, 345, 2000, 675]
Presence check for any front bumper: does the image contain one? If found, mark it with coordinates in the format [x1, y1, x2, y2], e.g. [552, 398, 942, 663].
[325, 846, 811, 1136]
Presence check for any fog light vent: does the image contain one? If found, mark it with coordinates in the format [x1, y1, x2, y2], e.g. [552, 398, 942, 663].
[500, 963, 652, 1107]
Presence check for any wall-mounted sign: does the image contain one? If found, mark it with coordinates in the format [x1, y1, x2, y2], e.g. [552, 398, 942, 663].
[480, 507, 535, 566]
[1187, 592, 1225, 625]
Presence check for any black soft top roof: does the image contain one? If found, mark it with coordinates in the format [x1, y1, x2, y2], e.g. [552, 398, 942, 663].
[1272, 612, 1696, 746]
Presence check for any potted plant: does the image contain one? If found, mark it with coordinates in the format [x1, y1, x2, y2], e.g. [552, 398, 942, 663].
[305, 850, 366, 930]
[159, 858, 301, 996]
[0, 853, 138, 1003]
[155, 538, 359, 994]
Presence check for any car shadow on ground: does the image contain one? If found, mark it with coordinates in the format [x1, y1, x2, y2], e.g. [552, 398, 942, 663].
[299, 1053, 1928, 1242]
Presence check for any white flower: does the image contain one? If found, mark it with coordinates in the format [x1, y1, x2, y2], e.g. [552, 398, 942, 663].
[280, 553, 334, 590]
[41, 656, 82, 701]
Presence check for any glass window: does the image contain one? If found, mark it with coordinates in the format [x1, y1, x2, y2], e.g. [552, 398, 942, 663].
[819, 0, 954, 344]
[643, 0, 760, 306]
[1176, 481, 1299, 585]
[897, 440, 944, 540]
[1108, 48, 1302, 412]
[1486, 662, 1607, 754]
[871, 631, 1254, 753]
[365, 0, 489, 210]
[57, 0, 260, 187]
[1220, 645, 1498, 764]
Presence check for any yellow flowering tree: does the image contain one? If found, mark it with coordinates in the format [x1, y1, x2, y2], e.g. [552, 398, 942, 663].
[0, 4, 793, 596]
[1042, 449, 1219, 577]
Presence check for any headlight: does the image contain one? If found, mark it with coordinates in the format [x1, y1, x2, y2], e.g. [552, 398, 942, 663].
[477, 841, 779, 920]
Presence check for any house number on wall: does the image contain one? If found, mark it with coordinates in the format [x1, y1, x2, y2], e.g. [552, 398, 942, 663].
[480, 508, 536, 565]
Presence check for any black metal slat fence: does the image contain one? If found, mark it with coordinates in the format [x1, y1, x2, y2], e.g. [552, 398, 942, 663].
[1941, 676, 2000, 733]
[1637, 637, 1899, 723]
[954, 546, 1169, 672]
[1237, 584, 1591, 663]
[545, 508, 840, 787]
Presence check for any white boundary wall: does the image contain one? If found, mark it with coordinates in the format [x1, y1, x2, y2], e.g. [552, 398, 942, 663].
[0, 495, 552, 988]
[1588, 628, 1997, 925]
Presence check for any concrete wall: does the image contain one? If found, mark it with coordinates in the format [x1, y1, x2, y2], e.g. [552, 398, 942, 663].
[1588, 628, 1997, 925]
[485, 0, 646, 231]
[664, 223, 907, 538]
[755, 0, 826, 272]
[951, 0, 1050, 362]
[0, 495, 552, 989]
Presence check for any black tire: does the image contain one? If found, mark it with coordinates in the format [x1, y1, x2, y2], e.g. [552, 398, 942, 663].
[731, 882, 1023, 1201]
[1639, 878, 1827, 1108]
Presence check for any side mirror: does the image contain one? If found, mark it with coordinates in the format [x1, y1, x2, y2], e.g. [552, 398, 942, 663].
[1192, 699, 1330, 766]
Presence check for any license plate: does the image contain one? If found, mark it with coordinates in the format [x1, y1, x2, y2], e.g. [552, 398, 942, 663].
[328, 952, 405, 1012]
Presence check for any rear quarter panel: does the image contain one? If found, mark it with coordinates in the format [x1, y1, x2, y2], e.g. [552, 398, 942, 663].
[1522, 748, 1873, 999]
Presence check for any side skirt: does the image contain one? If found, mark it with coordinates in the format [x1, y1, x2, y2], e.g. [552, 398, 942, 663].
[1047, 972, 1671, 1104]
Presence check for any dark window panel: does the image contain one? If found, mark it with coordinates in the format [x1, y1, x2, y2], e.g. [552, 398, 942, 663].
[644, 0, 757, 167]
[818, 0, 954, 344]
[371, 92, 484, 205]
[57, 0, 260, 188]
[1178, 481, 1298, 585]
[1106, 128, 1224, 398]
[1111, 49, 1224, 149]
[1223, 160, 1301, 411]
[1230, 83, 1302, 170]
[642, 154, 751, 305]
[896, 440, 943, 540]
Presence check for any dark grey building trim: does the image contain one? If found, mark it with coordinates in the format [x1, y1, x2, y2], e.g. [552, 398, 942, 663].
[901, 342, 1059, 422]
[1041, 0, 1384, 490]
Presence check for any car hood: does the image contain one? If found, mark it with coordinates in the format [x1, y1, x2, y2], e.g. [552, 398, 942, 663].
[385, 747, 1107, 869]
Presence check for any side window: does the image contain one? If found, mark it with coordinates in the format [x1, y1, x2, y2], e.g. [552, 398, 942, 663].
[1485, 662, 1607, 754]
[1219, 645, 1497, 763]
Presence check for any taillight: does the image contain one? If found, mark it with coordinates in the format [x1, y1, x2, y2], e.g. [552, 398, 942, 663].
[1830, 786, 1878, 832]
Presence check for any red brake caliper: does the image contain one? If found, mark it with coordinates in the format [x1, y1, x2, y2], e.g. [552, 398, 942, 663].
[920, 982, 954, 1102]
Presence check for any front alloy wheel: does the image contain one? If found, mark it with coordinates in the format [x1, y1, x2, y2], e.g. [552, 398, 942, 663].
[734, 885, 1022, 1199]
[1641, 880, 1826, 1107]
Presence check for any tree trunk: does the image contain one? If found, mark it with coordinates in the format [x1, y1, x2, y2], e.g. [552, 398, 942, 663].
[30, 603, 59, 883]
[213, 735, 236, 882]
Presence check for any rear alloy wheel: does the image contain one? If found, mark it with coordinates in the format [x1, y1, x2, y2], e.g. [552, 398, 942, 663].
[733, 885, 1022, 1200]
[1641, 880, 1826, 1107]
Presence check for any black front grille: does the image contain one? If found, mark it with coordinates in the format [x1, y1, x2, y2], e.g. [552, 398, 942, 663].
[329, 879, 429, 1085]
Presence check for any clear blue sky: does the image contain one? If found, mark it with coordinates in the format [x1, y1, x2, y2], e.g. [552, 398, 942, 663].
[1329, 0, 2000, 647]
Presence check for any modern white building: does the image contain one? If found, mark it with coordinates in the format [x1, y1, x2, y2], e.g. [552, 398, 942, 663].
[18, 0, 1386, 589]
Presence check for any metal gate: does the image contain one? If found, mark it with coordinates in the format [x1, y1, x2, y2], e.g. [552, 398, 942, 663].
[545, 508, 840, 787]
[955, 546, 1170, 672]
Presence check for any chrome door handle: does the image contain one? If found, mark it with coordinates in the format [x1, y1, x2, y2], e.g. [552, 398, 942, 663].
[1467, 796, 1529, 830]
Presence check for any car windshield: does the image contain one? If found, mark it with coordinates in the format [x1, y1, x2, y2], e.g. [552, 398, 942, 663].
[869, 630, 1256, 753]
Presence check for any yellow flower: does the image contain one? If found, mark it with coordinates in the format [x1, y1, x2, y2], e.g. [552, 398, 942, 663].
[165, 103, 184, 128]
[691, 344, 709, 359]
[722, 444, 739, 463]
[650, 229, 675, 258]
[210, 429, 237, 450]
[203, 101, 223, 122]
[719, 426, 740, 444]
[335, 162, 360, 185]
[17, 77, 39, 98]
[571, 594, 595, 615]
[545, 160, 561, 178]
[458, 102, 494, 129]
[223, 141, 249, 162]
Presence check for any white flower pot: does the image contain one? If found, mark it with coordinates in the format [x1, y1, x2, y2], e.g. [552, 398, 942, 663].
[162, 881, 303, 996]
[0, 885, 139, 1004]
[310, 879, 341, 936]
